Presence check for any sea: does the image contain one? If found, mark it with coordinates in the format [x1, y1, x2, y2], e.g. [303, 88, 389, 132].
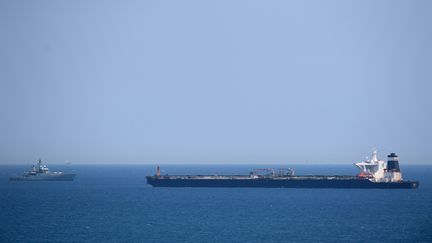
[0, 164, 431, 242]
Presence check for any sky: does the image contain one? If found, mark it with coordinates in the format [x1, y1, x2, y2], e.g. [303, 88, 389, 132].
[0, 0, 431, 164]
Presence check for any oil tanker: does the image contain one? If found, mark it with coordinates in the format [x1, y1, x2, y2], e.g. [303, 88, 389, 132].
[146, 150, 419, 189]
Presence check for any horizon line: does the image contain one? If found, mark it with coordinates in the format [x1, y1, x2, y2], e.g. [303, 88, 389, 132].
[1, 162, 431, 166]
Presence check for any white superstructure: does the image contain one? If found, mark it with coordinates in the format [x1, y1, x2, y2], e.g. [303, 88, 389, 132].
[354, 150, 403, 182]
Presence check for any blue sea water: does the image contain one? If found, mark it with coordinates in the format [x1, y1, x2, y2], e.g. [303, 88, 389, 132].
[0, 164, 431, 242]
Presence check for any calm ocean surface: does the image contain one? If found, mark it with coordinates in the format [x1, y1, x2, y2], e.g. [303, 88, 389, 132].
[1, 164, 431, 242]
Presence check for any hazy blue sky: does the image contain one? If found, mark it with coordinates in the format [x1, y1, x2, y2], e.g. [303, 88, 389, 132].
[1, 0, 431, 164]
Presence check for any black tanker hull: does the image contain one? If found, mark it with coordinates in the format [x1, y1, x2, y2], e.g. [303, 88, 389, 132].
[146, 177, 419, 189]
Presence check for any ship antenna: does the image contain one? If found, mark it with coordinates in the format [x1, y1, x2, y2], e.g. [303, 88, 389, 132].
[371, 148, 378, 162]
[37, 158, 42, 172]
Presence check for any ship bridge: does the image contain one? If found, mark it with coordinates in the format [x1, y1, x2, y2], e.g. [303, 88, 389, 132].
[354, 150, 403, 182]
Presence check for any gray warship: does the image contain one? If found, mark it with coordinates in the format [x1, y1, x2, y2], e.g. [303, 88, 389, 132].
[10, 159, 75, 181]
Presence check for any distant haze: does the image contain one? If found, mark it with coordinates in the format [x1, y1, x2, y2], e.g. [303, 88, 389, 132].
[1, 0, 431, 164]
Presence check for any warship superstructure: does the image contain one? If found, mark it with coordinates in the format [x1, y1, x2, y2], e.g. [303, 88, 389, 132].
[146, 150, 418, 189]
[10, 159, 75, 181]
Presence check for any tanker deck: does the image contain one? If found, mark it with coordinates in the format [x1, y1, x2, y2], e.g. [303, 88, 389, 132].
[146, 151, 419, 189]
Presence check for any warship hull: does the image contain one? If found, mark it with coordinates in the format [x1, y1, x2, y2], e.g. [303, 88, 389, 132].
[146, 176, 419, 189]
[10, 173, 76, 181]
